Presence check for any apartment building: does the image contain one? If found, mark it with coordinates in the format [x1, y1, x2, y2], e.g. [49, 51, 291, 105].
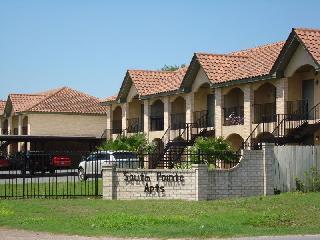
[0, 87, 108, 152]
[101, 28, 320, 151]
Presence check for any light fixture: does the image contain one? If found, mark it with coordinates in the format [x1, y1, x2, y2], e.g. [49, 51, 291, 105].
[316, 136, 319, 141]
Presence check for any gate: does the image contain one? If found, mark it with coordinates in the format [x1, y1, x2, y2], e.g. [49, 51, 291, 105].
[0, 151, 141, 199]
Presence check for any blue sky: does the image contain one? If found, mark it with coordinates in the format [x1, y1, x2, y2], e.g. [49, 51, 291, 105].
[1, 0, 320, 100]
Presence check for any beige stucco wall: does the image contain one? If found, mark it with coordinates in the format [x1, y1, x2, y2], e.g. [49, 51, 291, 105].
[28, 113, 108, 137]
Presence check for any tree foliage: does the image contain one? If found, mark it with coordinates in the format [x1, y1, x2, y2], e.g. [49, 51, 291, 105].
[161, 64, 186, 71]
[98, 134, 156, 156]
[190, 137, 236, 165]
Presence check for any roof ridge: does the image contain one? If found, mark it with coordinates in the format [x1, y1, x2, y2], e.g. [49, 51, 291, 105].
[9, 93, 46, 96]
[26, 87, 67, 111]
[128, 69, 175, 73]
[294, 27, 320, 32]
[229, 41, 285, 55]
[196, 52, 249, 59]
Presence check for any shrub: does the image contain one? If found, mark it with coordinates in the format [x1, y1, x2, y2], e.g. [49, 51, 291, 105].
[190, 137, 236, 165]
[295, 167, 320, 192]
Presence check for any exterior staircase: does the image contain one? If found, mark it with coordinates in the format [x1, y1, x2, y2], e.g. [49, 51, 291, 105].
[243, 102, 320, 150]
[151, 117, 214, 169]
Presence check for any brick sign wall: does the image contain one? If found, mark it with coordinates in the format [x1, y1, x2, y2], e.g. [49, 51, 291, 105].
[102, 144, 275, 201]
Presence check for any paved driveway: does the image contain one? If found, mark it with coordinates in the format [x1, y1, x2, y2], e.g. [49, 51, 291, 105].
[1, 228, 320, 240]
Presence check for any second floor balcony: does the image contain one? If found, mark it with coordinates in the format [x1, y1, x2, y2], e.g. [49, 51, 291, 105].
[127, 118, 143, 133]
[150, 116, 164, 131]
[253, 102, 276, 123]
[223, 106, 244, 126]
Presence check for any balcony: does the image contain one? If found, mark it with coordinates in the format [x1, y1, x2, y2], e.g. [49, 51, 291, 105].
[223, 106, 244, 126]
[127, 118, 143, 133]
[193, 110, 209, 128]
[1, 129, 8, 135]
[150, 116, 164, 131]
[287, 100, 308, 115]
[22, 126, 28, 135]
[13, 128, 18, 135]
[253, 102, 276, 123]
[171, 113, 186, 130]
[112, 120, 122, 134]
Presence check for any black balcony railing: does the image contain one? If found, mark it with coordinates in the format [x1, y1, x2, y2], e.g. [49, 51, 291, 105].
[193, 110, 208, 128]
[112, 120, 122, 134]
[287, 100, 308, 115]
[2, 129, 8, 135]
[127, 118, 143, 133]
[253, 102, 276, 123]
[171, 113, 186, 130]
[223, 106, 244, 126]
[150, 116, 164, 131]
[22, 126, 28, 135]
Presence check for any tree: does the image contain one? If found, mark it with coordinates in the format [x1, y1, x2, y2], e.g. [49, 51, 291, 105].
[161, 64, 186, 71]
[190, 137, 236, 165]
[98, 134, 156, 157]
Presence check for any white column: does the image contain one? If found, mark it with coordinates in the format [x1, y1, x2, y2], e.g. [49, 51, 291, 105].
[121, 103, 127, 131]
[17, 115, 22, 151]
[243, 85, 253, 138]
[7, 116, 12, 153]
[143, 100, 149, 135]
[106, 105, 112, 130]
[0, 119, 2, 135]
[163, 97, 170, 131]
[185, 93, 194, 124]
[215, 88, 223, 137]
[276, 78, 288, 115]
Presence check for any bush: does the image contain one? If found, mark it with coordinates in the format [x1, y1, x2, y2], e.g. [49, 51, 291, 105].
[295, 167, 320, 192]
[190, 137, 236, 165]
[98, 134, 156, 156]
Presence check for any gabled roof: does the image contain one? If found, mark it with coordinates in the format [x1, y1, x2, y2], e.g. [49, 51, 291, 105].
[116, 67, 188, 101]
[5, 87, 107, 115]
[0, 100, 6, 116]
[27, 87, 107, 115]
[272, 28, 320, 75]
[182, 42, 285, 89]
[294, 28, 320, 64]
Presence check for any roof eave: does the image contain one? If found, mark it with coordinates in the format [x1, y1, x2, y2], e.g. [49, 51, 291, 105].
[211, 74, 276, 89]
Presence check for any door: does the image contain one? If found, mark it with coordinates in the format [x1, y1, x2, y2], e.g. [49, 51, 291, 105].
[302, 80, 314, 119]
[207, 94, 215, 127]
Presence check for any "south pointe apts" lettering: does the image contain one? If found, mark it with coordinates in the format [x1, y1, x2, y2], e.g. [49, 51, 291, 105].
[123, 171, 185, 195]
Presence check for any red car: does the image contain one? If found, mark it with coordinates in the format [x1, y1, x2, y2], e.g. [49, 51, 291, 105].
[0, 157, 10, 170]
[51, 155, 72, 169]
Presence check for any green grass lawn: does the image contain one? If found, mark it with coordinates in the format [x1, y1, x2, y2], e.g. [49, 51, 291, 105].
[0, 180, 102, 198]
[0, 192, 320, 238]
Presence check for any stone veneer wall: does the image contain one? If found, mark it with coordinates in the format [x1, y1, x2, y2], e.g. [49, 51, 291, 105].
[103, 144, 275, 201]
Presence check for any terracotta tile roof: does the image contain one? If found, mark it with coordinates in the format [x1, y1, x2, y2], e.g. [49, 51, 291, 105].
[128, 67, 188, 96]
[224, 41, 285, 81]
[9, 94, 48, 113]
[195, 53, 248, 84]
[27, 87, 108, 115]
[100, 95, 118, 103]
[193, 42, 285, 85]
[294, 28, 320, 64]
[0, 100, 6, 115]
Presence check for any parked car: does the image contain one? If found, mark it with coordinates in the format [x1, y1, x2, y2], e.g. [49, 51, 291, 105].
[78, 151, 140, 181]
[0, 156, 9, 170]
[23, 151, 72, 175]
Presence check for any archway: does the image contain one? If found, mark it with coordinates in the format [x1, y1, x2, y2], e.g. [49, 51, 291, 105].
[2, 119, 8, 135]
[112, 106, 122, 134]
[287, 64, 316, 117]
[171, 96, 186, 130]
[254, 83, 276, 123]
[193, 83, 214, 128]
[22, 116, 28, 135]
[127, 97, 144, 133]
[226, 133, 244, 151]
[224, 88, 244, 125]
[150, 100, 164, 131]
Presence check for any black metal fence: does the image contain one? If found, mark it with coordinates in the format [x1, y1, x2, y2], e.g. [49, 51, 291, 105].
[0, 149, 241, 199]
